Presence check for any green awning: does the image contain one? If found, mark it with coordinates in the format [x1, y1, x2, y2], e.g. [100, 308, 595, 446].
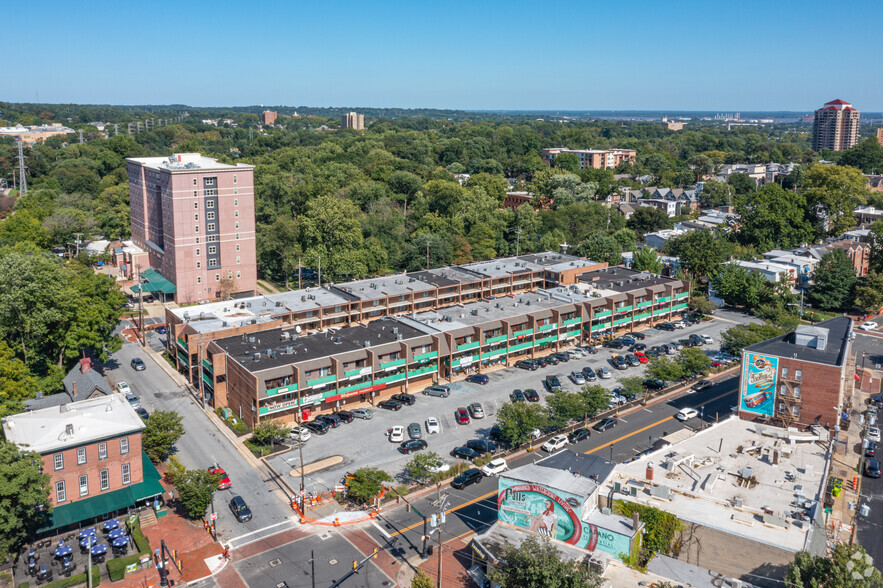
[130, 268, 177, 295]
[38, 452, 165, 532]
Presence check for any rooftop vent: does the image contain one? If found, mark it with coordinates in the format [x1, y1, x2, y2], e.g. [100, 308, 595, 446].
[363, 340, 371, 348]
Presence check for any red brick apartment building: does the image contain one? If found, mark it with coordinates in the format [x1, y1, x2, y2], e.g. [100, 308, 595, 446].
[2, 394, 164, 535]
[541, 148, 637, 170]
[738, 317, 853, 431]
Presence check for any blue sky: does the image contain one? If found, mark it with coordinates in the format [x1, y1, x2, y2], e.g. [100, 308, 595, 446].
[4, 0, 880, 111]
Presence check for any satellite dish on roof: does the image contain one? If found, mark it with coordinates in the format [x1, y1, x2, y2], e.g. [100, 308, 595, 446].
[295, 325, 302, 334]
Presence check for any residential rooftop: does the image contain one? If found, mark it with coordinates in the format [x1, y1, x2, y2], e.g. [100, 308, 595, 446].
[330, 273, 436, 301]
[3, 394, 145, 454]
[745, 316, 852, 367]
[577, 266, 681, 294]
[503, 450, 616, 500]
[604, 417, 829, 553]
[127, 152, 253, 172]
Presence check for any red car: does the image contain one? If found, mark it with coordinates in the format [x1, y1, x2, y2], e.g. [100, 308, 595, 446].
[208, 467, 231, 490]
[634, 351, 648, 364]
[455, 407, 470, 425]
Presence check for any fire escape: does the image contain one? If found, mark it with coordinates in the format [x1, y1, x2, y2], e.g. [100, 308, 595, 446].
[774, 372, 803, 428]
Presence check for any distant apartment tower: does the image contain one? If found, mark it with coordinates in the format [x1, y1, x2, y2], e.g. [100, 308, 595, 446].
[664, 120, 684, 131]
[342, 112, 365, 130]
[877, 128, 883, 148]
[541, 147, 637, 170]
[812, 99, 860, 151]
[126, 153, 257, 304]
[261, 110, 277, 126]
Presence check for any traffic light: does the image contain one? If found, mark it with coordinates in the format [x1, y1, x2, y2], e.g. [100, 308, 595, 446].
[430, 514, 438, 528]
[372, 548, 378, 559]
[406, 503, 411, 513]
[353, 561, 358, 572]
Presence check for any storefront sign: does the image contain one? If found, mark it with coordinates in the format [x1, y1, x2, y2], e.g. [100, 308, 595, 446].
[325, 383, 387, 403]
[299, 393, 324, 406]
[740, 353, 777, 416]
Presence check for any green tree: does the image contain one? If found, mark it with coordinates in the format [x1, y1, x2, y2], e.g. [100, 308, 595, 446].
[0, 340, 40, 417]
[411, 570, 434, 588]
[735, 184, 813, 251]
[727, 173, 756, 195]
[838, 138, 883, 175]
[787, 543, 882, 588]
[580, 385, 611, 415]
[553, 152, 580, 172]
[618, 377, 646, 399]
[627, 206, 672, 236]
[0, 211, 51, 248]
[575, 233, 622, 266]
[855, 272, 883, 314]
[547, 391, 591, 427]
[710, 264, 769, 308]
[612, 228, 637, 252]
[870, 221, 883, 274]
[800, 163, 868, 238]
[405, 451, 445, 483]
[688, 295, 717, 316]
[487, 535, 602, 588]
[678, 347, 711, 376]
[667, 229, 725, 282]
[0, 439, 51, 561]
[142, 410, 185, 463]
[466, 173, 509, 202]
[300, 195, 367, 281]
[495, 402, 549, 445]
[720, 323, 785, 354]
[809, 249, 857, 310]
[754, 305, 800, 330]
[251, 420, 290, 446]
[346, 467, 392, 505]
[646, 356, 685, 383]
[175, 468, 217, 519]
[632, 247, 663, 274]
[699, 179, 732, 207]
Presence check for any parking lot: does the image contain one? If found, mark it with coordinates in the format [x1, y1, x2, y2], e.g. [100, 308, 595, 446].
[268, 310, 752, 493]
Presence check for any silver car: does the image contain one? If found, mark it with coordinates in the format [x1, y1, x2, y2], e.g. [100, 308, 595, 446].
[468, 402, 485, 419]
[598, 368, 612, 379]
[423, 385, 450, 398]
[351, 408, 374, 420]
[570, 371, 586, 385]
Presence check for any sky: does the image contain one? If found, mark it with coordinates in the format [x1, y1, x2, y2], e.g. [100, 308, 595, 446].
[4, 0, 881, 111]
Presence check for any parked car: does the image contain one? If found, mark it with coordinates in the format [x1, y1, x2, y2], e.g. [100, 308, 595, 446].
[688, 334, 704, 346]
[621, 335, 637, 345]
[455, 407, 470, 425]
[866, 442, 877, 458]
[451, 468, 483, 489]
[568, 428, 591, 443]
[542, 434, 569, 452]
[630, 332, 646, 340]
[351, 408, 374, 420]
[125, 393, 141, 409]
[679, 339, 695, 348]
[208, 467, 231, 490]
[425, 417, 441, 434]
[423, 385, 450, 398]
[865, 459, 882, 478]
[407, 423, 422, 439]
[451, 446, 481, 461]
[289, 426, 312, 442]
[379, 399, 404, 411]
[582, 345, 599, 354]
[612, 355, 628, 370]
[625, 353, 641, 367]
[316, 414, 341, 428]
[131, 357, 146, 371]
[664, 344, 678, 355]
[516, 360, 539, 371]
[335, 410, 354, 423]
[604, 339, 626, 349]
[593, 417, 617, 432]
[570, 371, 586, 385]
[525, 389, 540, 402]
[388, 426, 405, 443]
[673, 320, 686, 329]
[553, 352, 571, 363]
[545, 375, 562, 392]
[135, 407, 150, 421]
[567, 349, 584, 359]
[657, 323, 676, 332]
[671, 341, 684, 351]
[304, 421, 329, 435]
[538, 355, 559, 367]
[400, 439, 428, 454]
[646, 348, 660, 359]
[466, 374, 489, 385]
[481, 458, 509, 477]
[676, 408, 699, 421]
[860, 321, 879, 331]
[582, 366, 597, 381]
[468, 402, 485, 419]
[634, 351, 648, 364]
[511, 389, 526, 402]
[489, 425, 507, 443]
[867, 427, 882, 443]
[392, 393, 415, 406]
[598, 368, 612, 379]
[700, 334, 714, 345]
[629, 343, 647, 352]
[229, 496, 252, 522]
[115, 382, 132, 395]
[466, 439, 498, 454]
[692, 380, 713, 392]
[644, 379, 665, 390]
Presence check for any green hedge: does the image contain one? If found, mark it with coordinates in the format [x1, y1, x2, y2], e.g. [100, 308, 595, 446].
[107, 553, 145, 582]
[17, 583, 30, 588]
[43, 565, 101, 588]
[131, 518, 150, 554]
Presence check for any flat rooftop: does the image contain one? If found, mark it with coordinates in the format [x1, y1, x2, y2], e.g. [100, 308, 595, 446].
[745, 316, 851, 367]
[577, 266, 681, 294]
[504, 450, 616, 500]
[408, 267, 481, 287]
[2, 394, 145, 454]
[171, 288, 353, 333]
[127, 153, 252, 172]
[214, 317, 429, 372]
[604, 417, 829, 553]
[331, 273, 437, 301]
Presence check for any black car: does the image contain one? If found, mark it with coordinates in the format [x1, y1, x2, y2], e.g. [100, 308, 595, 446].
[316, 414, 341, 428]
[553, 353, 571, 363]
[604, 339, 626, 349]
[466, 439, 499, 454]
[538, 355, 559, 367]
[131, 357, 146, 371]
[583, 346, 599, 354]
[582, 367, 597, 381]
[689, 334, 704, 346]
[657, 322, 676, 331]
[865, 459, 882, 478]
[489, 425, 507, 443]
[643, 379, 665, 390]
[135, 407, 150, 421]
[593, 417, 617, 432]
[646, 349, 660, 359]
[630, 332, 646, 340]
[400, 439, 428, 454]
[511, 389, 526, 403]
[545, 376, 562, 392]
[335, 410, 354, 423]
[679, 339, 695, 348]
[378, 399, 403, 411]
[628, 343, 647, 352]
[451, 468, 483, 489]
[451, 446, 482, 461]
[625, 354, 641, 367]
[304, 421, 329, 435]
[392, 393, 416, 406]
[866, 442, 877, 458]
[612, 355, 628, 370]
[568, 428, 591, 443]
[229, 496, 253, 522]
[525, 389, 540, 402]
[516, 360, 538, 371]
[650, 345, 666, 354]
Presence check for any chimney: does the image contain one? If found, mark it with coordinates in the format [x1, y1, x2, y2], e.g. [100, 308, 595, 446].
[80, 357, 91, 373]
[633, 511, 640, 531]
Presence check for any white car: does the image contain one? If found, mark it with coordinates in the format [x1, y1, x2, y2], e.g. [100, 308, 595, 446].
[598, 368, 612, 379]
[676, 408, 699, 421]
[700, 334, 714, 345]
[115, 382, 131, 395]
[867, 426, 882, 443]
[530, 428, 542, 440]
[289, 426, 311, 442]
[388, 426, 405, 443]
[425, 417, 441, 434]
[673, 321, 686, 329]
[428, 461, 451, 474]
[860, 321, 879, 331]
[542, 434, 569, 452]
[481, 458, 509, 477]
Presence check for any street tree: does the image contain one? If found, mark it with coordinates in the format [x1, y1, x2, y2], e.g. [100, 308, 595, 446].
[710, 263, 770, 308]
[646, 356, 685, 383]
[142, 410, 185, 463]
[580, 385, 612, 415]
[547, 391, 591, 427]
[251, 421, 290, 446]
[627, 206, 672, 236]
[0, 439, 51, 561]
[800, 163, 868, 238]
[618, 377, 646, 399]
[346, 467, 392, 505]
[632, 247, 663, 274]
[487, 535, 603, 588]
[175, 468, 217, 520]
[870, 220, 883, 274]
[678, 348, 712, 376]
[787, 542, 882, 588]
[575, 233, 622, 265]
[496, 402, 549, 445]
[405, 451, 445, 484]
[808, 249, 858, 310]
[720, 323, 785, 355]
[688, 295, 717, 316]
[855, 272, 883, 315]
[411, 570, 434, 588]
[667, 229, 725, 282]
[735, 184, 814, 251]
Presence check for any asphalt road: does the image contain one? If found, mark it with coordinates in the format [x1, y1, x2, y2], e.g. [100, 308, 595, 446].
[269, 311, 750, 495]
[105, 337, 295, 543]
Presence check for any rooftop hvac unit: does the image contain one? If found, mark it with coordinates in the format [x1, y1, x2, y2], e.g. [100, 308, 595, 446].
[396, 333, 403, 340]
[301, 296, 307, 302]
[248, 336, 256, 343]
[363, 340, 371, 348]
[222, 321, 228, 327]
[333, 336, 342, 344]
[309, 295, 315, 300]
[183, 312, 190, 320]
[247, 302, 252, 307]
[199, 312, 205, 319]
[470, 310, 478, 316]
[253, 353, 261, 361]
[276, 301, 282, 307]
[281, 332, 291, 341]
[445, 316, 453, 322]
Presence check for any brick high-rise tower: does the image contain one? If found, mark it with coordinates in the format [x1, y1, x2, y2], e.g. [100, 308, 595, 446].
[812, 99, 860, 151]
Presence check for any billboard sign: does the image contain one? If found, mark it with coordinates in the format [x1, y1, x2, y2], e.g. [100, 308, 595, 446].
[740, 353, 778, 416]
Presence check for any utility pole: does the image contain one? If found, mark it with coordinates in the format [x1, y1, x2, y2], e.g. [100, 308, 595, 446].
[430, 487, 450, 588]
[426, 240, 430, 270]
[311, 550, 316, 588]
[297, 407, 306, 515]
[515, 227, 522, 257]
[298, 256, 302, 290]
[73, 233, 83, 257]
[387, 485, 429, 558]
[317, 255, 321, 287]
[16, 137, 27, 195]
[136, 264, 145, 347]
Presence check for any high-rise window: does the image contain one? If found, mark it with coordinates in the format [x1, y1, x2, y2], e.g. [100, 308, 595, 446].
[56, 481, 66, 503]
[120, 438, 129, 455]
[122, 464, 131, 485]
[77, 447, 86, 465]
[54, 454, 63, 470]
[79, 475, 89, 496]
[99, 470, 109, 491]
[208, 223, 216, 232]
[98, 443, 107, 460]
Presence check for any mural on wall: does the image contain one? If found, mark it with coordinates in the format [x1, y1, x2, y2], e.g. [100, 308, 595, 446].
[740, 353, 778, 416]
[497, 478, 633, 556]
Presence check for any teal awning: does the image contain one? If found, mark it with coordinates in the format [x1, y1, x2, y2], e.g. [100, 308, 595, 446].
[130, 268, 177, 295]
[38, 452, 165, 532]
